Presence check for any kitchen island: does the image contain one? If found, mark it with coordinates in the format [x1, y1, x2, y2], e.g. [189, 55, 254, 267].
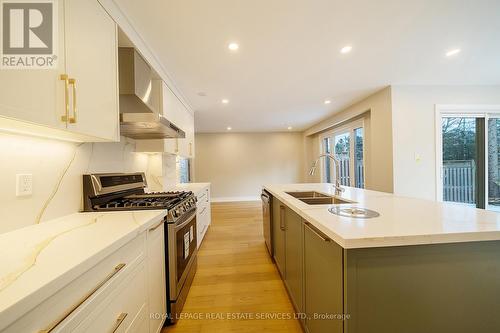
[263, 183, 500, 333]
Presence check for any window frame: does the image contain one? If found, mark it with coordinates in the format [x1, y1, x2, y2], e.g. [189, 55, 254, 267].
[318, 118, 365, 187]
[435, 104, 500, 209]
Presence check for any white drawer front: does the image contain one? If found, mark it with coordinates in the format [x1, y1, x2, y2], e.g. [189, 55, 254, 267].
[4, 234, 146, 333]
[73, 259, 148, 333]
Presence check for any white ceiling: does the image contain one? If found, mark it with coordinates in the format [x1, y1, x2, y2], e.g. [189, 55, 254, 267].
[114, 0, 500, 132]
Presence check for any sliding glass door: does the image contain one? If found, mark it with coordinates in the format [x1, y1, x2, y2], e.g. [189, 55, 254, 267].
[441, 117, 478, 206]
[320, 121, 365, 188]
[488, 117, 500, 211]
[438, 108, 500, 210]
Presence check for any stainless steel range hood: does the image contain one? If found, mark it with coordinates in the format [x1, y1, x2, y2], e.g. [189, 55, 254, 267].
[118, 48, 185, 139]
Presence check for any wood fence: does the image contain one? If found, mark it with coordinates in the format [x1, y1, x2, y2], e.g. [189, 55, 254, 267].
[443, 160, 475, 204]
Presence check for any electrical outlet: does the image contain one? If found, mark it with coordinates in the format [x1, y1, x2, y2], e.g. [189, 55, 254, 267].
[16, 174, 33, 196]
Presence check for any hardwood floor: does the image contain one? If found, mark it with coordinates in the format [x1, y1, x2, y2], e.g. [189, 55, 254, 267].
[163, 201, 303, 333]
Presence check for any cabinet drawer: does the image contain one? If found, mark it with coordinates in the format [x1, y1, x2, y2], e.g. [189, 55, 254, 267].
[4, 234, 146, 333]
[73, 259, 148, 333]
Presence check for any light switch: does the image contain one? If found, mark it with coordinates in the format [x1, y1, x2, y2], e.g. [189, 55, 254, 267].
[16, 174, 33, 196]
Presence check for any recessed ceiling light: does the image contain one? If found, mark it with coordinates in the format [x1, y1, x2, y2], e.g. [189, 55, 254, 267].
[227, 126, 232, 131]
[197, 92, 207, 97]
[228, 43, 239, 51]
[324, 100, 331, 104]
[445, 48, 461, 57]
[340, 45, 352, 54]
[287, 126, 293, 130]
[221, 99, 229, 104]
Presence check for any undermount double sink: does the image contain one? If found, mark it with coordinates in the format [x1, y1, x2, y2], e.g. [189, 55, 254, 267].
[284, 190, 380, 218]
[285, 191, 352, 205]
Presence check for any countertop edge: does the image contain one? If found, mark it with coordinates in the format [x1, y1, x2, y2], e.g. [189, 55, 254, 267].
[263, 184, 500, 249]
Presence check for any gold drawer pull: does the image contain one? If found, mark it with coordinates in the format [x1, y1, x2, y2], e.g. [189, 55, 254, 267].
[60, 74, 69, 123]
[305, 222, 331, 242]
[39, 263, 126, 333]
[69, 78, 77, 123]
[110, 312, 128, 333]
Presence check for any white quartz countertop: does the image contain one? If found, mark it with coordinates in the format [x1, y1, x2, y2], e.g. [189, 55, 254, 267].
[0, 210, 166, 330]
[264, 183, 500, 249]
[164, 182, 210, 195]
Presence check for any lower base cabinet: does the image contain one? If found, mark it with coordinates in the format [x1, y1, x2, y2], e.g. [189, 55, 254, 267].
[272, 198, 286, 277]
[284, 206, 304, 314]
[147, 222, 167, 333]
[3, 220, 168, 333]
[304, 222, 343, 333]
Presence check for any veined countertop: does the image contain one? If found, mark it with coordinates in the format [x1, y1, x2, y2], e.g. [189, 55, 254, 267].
[164, 182, 210, 196]
[264, 183, 500, 249]
[0, 210, 166, 330]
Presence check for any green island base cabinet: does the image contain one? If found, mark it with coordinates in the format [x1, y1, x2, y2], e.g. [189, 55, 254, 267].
[271, 197, 500, 333]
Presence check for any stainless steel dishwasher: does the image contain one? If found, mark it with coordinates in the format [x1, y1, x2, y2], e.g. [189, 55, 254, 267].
[261, 190, 273, 257]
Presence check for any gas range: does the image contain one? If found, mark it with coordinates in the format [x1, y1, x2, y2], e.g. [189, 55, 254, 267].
[82, 172, 196, 223]
[83, 172, 198, 325]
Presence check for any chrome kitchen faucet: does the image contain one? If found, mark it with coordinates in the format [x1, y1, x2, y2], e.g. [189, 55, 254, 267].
[309, 153, 345, 196]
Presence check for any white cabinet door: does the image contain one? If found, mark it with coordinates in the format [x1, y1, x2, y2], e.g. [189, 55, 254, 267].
[147, 222, 166, 333]
[64, 0, 119, 141]
[0, 0, 66, 130]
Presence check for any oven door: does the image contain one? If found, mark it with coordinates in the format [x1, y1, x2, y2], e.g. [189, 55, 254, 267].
[167, 208, 197, 301]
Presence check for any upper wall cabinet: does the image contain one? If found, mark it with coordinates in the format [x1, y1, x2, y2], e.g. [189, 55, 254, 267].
[135, 81, 195, 157]
[0, 0, 119, 142]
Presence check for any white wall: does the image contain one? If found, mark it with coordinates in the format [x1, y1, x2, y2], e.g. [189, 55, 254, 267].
[391, 85, 500, 200]
[304, 87, 394, 193]
[0, 133, 176, 234]
[194, 132, 305, 200]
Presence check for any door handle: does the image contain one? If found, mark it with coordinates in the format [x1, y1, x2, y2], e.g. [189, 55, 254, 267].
[68, 78, 77, 123]
[60, 74, 69, 123]
[279, 205, 286, 231]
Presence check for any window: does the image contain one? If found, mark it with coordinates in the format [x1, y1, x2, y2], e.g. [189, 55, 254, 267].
[436, 105, 500, 210]
[320, 119, 365, 188]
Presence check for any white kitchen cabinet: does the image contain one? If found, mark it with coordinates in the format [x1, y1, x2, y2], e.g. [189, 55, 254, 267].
[64, 0, 119, 141]
[0, 0, 119, 142]
[147, 221, 167, 333]
[1, 222, 169, 333]
[0, 0, 66, 132]
[3, 233, 147, 332]
[196, 186, 211, 248]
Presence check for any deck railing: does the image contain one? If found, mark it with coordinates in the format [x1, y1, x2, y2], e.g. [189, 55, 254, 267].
[443, 160, 476, 204]
[337, 157, 364, 188]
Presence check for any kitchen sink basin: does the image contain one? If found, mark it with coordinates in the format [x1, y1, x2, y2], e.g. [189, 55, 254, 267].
[285, 191, 330, 198]
[285, 191, 354, 205]
[297, 197, 352, 205]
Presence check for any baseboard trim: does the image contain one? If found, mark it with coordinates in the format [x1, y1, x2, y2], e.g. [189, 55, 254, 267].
[212, 196, 260, 203]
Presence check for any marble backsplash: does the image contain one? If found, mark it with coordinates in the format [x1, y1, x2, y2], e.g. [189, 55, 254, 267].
[0, 133, 176, 234]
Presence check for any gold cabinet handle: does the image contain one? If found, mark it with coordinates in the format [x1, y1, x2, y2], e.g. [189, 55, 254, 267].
[305, 222, 331, 242]
[279, 205, 286, 231]
[60, 74, 69, 123]
[175, 138, 179, 153]
[110, 313, 128, 333]
[68, 78, 77, 123]
[189, 142, 192, 156]
[38, 263, 126, 333]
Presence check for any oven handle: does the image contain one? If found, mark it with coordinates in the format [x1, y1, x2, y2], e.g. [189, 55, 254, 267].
[174, 210, 196, 232]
